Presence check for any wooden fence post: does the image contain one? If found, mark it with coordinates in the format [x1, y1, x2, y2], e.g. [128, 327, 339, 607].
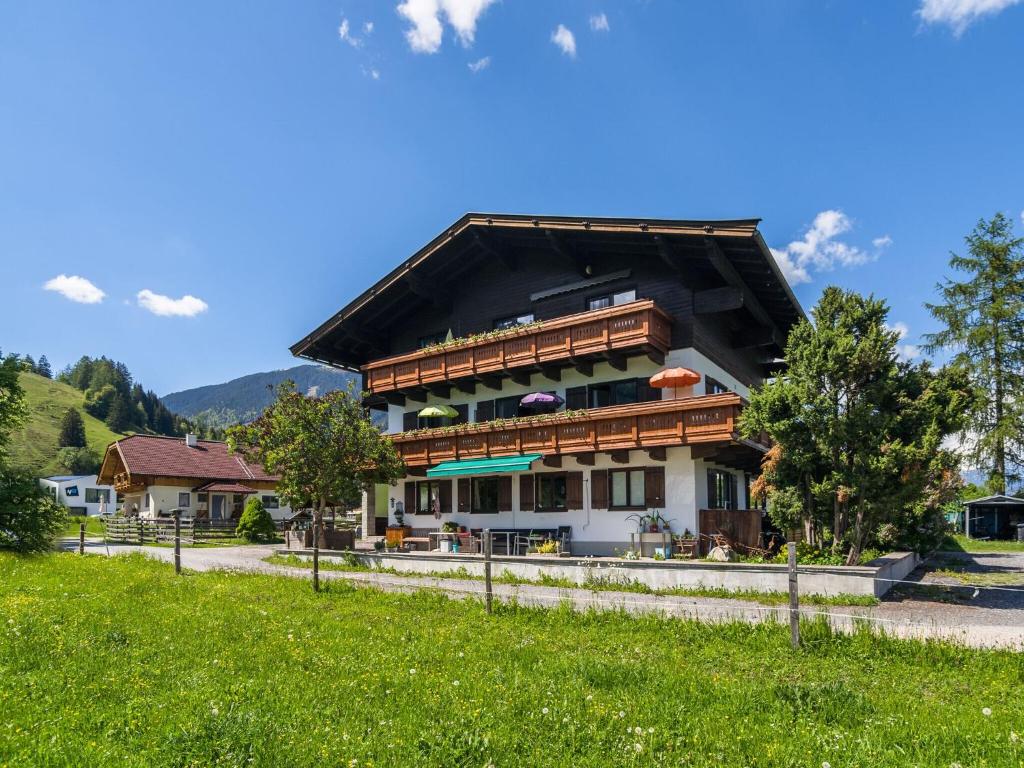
[484, 528, 493, 615]
[79, 522, 85, 555]
[138, 519, 144, 546]
[173, 511, 181, 575]
[787, 541, 800, 649]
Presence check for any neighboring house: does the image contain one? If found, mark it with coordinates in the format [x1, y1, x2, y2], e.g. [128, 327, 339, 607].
[292, 213, 804, 554]
[38, 475, 116, 517]
[96, 433, 291, 521]
[963, 495, 1024, 540]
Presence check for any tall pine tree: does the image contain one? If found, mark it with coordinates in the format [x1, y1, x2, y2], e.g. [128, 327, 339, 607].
[924, 213, 1024, 494]
[58, 408, 87, 448]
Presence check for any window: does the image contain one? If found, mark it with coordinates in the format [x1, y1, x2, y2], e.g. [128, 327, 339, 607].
[418, 331, 447, 348]
[588, 289, 636, 311]
[494, 395, 524, 419]
[536, 474, 568, 512]
[65, 485, 79, 497]
[584, 378, 659, 409]
[85, 488, 110, 504]
[494, 312, 534, 330]
[707, 469, 737, 510]
[262, 495, 280, 509]
[417, 480, 441, 515]
[404, 404, 468, 430]
[144, 493, 151, 510]
[471, 477, 499, 514]
[197, 493, 208, 506]
[705, 376, 729, 395]
[610, 469, 646, 509]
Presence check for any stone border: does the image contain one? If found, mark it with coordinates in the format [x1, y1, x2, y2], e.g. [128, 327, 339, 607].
[277, 549, 919, 598]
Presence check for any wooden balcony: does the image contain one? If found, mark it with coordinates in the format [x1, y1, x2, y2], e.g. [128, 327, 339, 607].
[363, 300, 672, 397]
[391, 393, 749, 468]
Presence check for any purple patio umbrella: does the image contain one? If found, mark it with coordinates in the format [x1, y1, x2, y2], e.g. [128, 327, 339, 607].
[520, 392, 565, 411]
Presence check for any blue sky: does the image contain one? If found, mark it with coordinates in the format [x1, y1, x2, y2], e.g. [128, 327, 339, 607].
[1, 0, 1022, 395]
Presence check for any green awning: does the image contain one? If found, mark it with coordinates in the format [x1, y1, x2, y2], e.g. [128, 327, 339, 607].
[426, 454, 543, 478]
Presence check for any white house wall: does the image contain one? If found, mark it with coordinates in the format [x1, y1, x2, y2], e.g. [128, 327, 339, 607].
[126, 484, 292, 521]
[38, 475, 115, 517]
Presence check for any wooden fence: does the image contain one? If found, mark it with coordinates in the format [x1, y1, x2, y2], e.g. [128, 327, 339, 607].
[101, 517, 240, 544]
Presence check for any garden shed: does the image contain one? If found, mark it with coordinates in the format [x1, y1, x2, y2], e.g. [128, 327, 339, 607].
[963, 494, 1024, 540]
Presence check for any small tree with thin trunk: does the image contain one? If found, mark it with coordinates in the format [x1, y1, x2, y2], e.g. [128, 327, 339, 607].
[227, 381, 404, 591]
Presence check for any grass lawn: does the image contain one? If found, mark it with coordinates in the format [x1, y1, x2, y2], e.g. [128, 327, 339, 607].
[62, 516, 107, 537]
[941, 534, 1024, 553]
[2, 556, 1022, 767]
[265, 553, 880, 607]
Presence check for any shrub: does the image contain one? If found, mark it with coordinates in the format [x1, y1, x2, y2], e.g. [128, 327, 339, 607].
[0, 469, 67, 552]
[56, 446, 100, 475]
[236, 497, 276, 542]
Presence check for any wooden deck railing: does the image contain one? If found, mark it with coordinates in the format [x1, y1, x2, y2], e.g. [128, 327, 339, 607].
[391, 393, 744, 467]
[363, 300, 672, 395]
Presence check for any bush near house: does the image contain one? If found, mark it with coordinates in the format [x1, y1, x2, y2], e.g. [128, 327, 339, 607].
[235, 496, 276, 542]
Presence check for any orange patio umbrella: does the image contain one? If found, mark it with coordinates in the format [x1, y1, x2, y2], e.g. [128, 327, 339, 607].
[649, 367, 701, 399]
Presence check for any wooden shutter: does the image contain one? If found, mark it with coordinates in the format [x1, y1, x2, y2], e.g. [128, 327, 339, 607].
[519, 474, 534, 511]
[590, 469, 608, 509]
[565, 386, 587, 411]
[457, 478, 471, 513]
[404, 481, 416, 514]
[475, 399, 494, 423]
[452, 404, 469, 425]
[645, 466, 665, 508]
[402, 411, 418, 431]
[497, 477, 513, 512]
[566, 472, 583, 510]
[439, 479, 452, 514]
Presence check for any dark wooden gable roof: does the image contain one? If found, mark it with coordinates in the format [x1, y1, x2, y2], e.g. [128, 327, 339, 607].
[291, 213, 805, 370]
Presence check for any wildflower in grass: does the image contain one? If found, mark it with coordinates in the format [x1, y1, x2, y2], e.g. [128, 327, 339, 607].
[618, 710, 626, 719]
[1011, 731, 1019, 743]
[586, 694, 593, 701]
[822, 763, 831, 768]
[409, 668, 416, 675]
[453, 680, 460, 687]
[634, 743, 643, 752]
[634, 727, 643, 735]
[542, 707, 549, 715]
[211, 707, 219, 716]
[982, 707, 992, 716]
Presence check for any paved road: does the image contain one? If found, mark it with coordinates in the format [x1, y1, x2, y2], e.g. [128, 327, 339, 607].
[66, 540, 1024, 650]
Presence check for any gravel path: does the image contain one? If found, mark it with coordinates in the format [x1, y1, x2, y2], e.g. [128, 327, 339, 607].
[67, 540, 1024, 650]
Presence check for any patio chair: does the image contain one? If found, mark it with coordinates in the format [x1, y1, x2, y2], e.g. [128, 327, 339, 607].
[557, 526, 572, 555]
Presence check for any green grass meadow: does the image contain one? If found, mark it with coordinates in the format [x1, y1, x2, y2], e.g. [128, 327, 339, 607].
[2, 553, 1023, 767]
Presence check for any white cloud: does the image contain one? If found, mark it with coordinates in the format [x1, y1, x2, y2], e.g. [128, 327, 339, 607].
[468, 55, 491, 73]
[590, 13, 610, 32]
[917, 0, 1021, 35]
[397, 0, 496, 54]
[43, 274, 105, 304]
[770, 210, 880, 286]
[872, 234, 893, 248]
[551, 24, 576, 57]
[363, 21, 375, 35]
[886, 321, 921, 361]
[136, 289, 208, 318]
[338, 17, 363, 47]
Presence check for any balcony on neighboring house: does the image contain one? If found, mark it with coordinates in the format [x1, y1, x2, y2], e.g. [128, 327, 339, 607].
[391, 392, 762, 471]
[362, 300, 672, 402]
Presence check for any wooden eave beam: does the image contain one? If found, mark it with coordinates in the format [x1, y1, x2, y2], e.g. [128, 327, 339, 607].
[694, 286, 745, 314]
[704, 237, 783, 345]
[472, 229, 517, 271]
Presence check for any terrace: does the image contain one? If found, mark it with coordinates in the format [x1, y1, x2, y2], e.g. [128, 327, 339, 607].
[362, 300, 672, 401]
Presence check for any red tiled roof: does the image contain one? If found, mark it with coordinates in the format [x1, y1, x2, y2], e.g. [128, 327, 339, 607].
[113, 435, 278, 483]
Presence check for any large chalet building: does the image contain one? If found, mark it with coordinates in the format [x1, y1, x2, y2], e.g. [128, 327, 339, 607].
[292, 214, 803, 554]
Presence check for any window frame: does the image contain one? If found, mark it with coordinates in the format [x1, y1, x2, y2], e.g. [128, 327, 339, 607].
[470, 477, 500, 514]
[418, 331, 447, 348]
[177, 492, 191, 508]
[535, 473, 569, 512]
[609, 468, 647, 510]
[587, 288, 637, 312]
[705, 376, 730, 395]
[707, 468, 737, 510]
[85, 488, 110, 504]
[493, 312, 535, 330]
[261, 495, 280, 509]
[415, 480, 441, 515]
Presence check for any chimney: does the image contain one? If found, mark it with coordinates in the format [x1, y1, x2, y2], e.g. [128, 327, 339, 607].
[185, 433, 198, 448]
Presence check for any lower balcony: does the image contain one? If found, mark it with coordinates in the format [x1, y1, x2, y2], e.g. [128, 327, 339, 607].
[391, 393, 755, 469]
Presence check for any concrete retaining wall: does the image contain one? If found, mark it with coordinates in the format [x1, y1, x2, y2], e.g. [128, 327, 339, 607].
[297, 549, 919, 598]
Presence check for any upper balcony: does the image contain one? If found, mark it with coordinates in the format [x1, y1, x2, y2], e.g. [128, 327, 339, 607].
[391, 393, 752, 469]
[363, 300, 672, 399]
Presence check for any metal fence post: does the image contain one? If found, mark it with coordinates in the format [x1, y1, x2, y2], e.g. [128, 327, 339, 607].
[787, 542, 800, 649]
[173, 511, 181, 575]
[484, 528, 493, 615]
[79, 522, 85, 555]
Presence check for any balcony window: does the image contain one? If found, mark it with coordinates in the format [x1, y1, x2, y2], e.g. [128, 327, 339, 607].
[588, 289, 636, 311]
[471, 477, 499, 514]
[494, 313, 534, 330]
[572, 378, 660, 410]
[418, 331, 447, 348]
[536, 474, 568, 512]
[609, 469, 645, 509]
[705, 376, 730, 395]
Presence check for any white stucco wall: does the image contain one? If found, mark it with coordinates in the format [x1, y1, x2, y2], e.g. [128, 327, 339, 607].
[38, 475, 115, 516]
[126, 485, 292, 521]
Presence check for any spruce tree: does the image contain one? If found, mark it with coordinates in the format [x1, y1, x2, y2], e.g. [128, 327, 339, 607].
[924, 213, 1024, 494]
[36, 355, 52, 378]
[105, 394, 132, 433]
[58, 408, 87, 448]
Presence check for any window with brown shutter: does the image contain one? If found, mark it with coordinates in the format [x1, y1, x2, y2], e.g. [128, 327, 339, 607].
[404, 481, 416, 516]
[438, 479, 452, 514]
[497, 476, 513, 512]
[457, 478, 471, 512]
[645, 466, 665, 508]
[519, 474, 534, 511]
[566, 471, 583, 510]
[590, 469, 608, 509]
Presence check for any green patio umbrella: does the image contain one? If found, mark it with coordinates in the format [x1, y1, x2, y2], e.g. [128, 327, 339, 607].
[418, 405, 459, 418]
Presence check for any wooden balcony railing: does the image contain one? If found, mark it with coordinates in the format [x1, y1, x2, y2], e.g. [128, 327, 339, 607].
[363, 300, 672, 395]
[391, 393, 745, 467]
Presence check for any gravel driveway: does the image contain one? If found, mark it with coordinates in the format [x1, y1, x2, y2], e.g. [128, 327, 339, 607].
[68, 540, 1024, 650]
